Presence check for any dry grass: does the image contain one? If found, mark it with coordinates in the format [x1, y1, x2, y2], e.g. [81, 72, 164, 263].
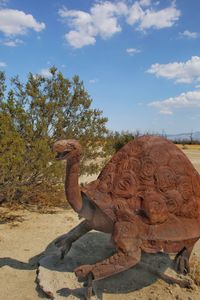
[190, 255, 200, 286]
[176, 144, 200, 150]
[0, 210, 24, 225]
[0, 190, 70, 218]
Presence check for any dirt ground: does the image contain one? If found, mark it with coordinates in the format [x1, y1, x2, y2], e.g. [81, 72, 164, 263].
[1, 147, 200, 300]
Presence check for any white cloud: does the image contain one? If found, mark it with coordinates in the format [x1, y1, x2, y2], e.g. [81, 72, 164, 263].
[126, 2, 144, 25]
[59, 2, 127, 48]
[0, 61, 6, 67]
[126, 47, 141, 55]
[138, 4, 180, 30]
[179, 30, 198, 39]
[149, 90, 200, 114]
[90, 2, 126, 38]
[39, 68, 52, 78]
[89, 78, 98, 84]
[59, 1, 181, 48]
[159, 109, 173, 115]
[2, 38, 23, 46]
[147, 56, 200, 84]
[65, 30, 96, 48]
[122, 1, 180, 30]
[139, 0, 151, 7]
[59, 9, 95, 47]
[0, 9, 45, 36]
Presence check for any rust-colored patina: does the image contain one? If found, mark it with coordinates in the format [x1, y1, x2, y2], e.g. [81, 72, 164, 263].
[53, 135, 200, 296]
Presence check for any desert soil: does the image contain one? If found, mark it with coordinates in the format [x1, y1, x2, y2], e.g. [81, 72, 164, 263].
[1, 147, 200, 300]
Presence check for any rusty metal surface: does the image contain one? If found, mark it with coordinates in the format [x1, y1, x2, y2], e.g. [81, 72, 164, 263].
[85, 135, 200, 221]
[53, 135, 200, 291]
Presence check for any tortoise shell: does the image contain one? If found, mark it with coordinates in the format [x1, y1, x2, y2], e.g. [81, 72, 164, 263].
[82, 135, 200, 237]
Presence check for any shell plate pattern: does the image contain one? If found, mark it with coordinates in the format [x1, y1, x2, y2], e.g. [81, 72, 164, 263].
[83, 135, 200, 225]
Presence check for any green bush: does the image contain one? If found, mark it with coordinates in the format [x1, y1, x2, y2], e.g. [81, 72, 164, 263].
[0, 68, 108, 204]
[105, 131, 135, 155]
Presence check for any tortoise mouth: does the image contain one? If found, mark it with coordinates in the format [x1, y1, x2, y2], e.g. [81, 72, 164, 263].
[55, 150, 70, 160]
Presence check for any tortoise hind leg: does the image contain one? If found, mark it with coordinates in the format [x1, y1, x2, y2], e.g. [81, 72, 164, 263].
[174, 243, 194, 275]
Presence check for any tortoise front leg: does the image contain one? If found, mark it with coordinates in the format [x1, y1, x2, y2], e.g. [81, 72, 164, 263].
[55, 220, 91, 259]
[75, 221, 141, 299]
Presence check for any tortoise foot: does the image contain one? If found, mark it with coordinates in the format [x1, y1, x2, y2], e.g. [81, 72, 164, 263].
[85, 272, 94, 300]
[55, 221, 91, 259]
[55, 238, 71, 259]
[74, 266, 94, 299]
[174, 247, 190, 275]
[60, 245, 71, 260]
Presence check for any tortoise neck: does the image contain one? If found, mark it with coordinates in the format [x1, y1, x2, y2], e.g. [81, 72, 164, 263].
[65, 155, 82, 212]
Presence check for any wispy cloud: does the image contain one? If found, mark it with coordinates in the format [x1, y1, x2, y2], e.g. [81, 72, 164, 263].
[147, 56, 200, 84]
[139, 0, 152, 7]
[0, 8, 45, 36]
[89, 78, 98, 84]
[126, 47, 141, 55]
[149, 90, 200, 114]
[179, 30, 198, 39]
[0, 61, 7, 67]
[39, 68, 52, 78]
[59, 1, 181, 48]
[1, 38, 23, 47]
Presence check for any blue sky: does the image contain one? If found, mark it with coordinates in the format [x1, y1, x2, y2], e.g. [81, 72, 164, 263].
[0, 0, 200, 134]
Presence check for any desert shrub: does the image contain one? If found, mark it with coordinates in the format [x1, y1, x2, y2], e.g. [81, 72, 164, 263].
[105, 130, 135, 155]
[0, 68, 108, 205]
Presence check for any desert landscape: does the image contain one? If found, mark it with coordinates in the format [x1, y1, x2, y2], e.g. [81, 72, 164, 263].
[1, 146, 200, 300]
[1, 1, 200, 299]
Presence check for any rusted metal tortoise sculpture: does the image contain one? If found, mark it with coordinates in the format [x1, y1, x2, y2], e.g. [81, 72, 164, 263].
[53, 135, 200, 297]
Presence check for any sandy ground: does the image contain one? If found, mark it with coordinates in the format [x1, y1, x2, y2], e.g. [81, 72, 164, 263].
[1, 148, 200, 300]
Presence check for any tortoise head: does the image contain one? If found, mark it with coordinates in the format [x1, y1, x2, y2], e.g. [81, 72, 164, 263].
[53, 139, 81, 160]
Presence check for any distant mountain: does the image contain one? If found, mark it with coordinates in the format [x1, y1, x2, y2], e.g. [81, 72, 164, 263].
[167, 131, 200, 141]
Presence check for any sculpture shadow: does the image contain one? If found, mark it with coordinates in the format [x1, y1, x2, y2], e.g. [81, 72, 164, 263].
[0, 253, 42, 270]
[0, 252, 47, 298]
[38, 231, 173, 299]
[0, 230, 175, 299]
